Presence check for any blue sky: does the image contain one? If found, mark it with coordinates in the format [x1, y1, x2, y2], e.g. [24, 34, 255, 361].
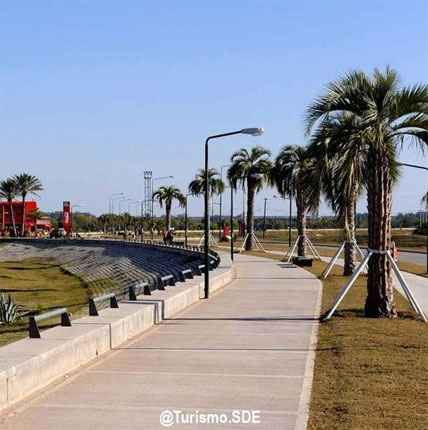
[1, 0, 427, 217]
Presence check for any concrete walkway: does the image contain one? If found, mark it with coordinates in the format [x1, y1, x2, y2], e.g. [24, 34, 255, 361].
[0, 254, 322, 430]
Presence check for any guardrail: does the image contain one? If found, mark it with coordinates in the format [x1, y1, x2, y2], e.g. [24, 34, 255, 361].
[159, 275, 175, 290]
[29, 307, 71, 338]
[179, 269, 194, 282]
[126, 282, 150, 299]
[195, 264, 205, 275]
[89, 293, 119, 316]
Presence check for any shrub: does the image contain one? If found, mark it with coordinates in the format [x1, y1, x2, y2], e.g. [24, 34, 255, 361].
[0, 294, 20, 325]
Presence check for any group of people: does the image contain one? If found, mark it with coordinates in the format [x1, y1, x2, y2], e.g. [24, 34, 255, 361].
[162, 228, 175, 245]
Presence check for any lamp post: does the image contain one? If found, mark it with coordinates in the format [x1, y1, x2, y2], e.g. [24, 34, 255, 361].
[263, 197, 276, 240]
[204, 127, 264, 299]
[212, 201, 220, 236]
[397, 161, 428, 272]
[119, 199, 131, 235]
[219, 164, 231, 240]
[109, 193, 123, 214]
[70, 204, 83, 238]
[128, 201, 140, 215]
[273, 194, 292, 247]
[119, 198, 131, 215]
[151, 176, 174, 239]
[230, 186, 234, 261]
[112, 196, 125, 215]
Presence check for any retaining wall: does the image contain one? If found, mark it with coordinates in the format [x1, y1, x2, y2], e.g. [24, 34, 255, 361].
[0, 240, 233, 412]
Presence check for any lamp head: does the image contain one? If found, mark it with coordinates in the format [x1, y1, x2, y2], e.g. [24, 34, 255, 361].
[241, 127, 264, 136]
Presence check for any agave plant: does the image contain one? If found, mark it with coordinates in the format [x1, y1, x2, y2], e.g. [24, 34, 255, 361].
[0, 294, 20, 325]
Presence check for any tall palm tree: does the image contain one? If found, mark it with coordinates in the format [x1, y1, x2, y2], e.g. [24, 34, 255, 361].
[152, 186, 186, 231]
[308, 114, 366, 275]
[306, 67, 428, 318]
[13, 174, 43, 237]
[0, 178, 19, 237]
[271, 145, 320, 257]
[227, 146, 272, 250]
[188, 168, 225, 197]
[98, 214, 109, 233]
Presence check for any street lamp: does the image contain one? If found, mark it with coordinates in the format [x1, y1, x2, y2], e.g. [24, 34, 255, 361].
[151, 176, 174, 239]
[263, 197, 275, 240]
[396, 161, 428, 172]
[228, 186, 235, 262]
[112, 196, 125, 214]
[119, 198, 131, 215]
[70, 204, 83, 237]
[212, 201, 220, 234]
[397, 161, 428, 272]
[204, 127, 264, 299]
[128, 201, 140, 215]
[219, 164, 231, 240]
[109, 193, 123, 214]
[274, 194, 293, 247]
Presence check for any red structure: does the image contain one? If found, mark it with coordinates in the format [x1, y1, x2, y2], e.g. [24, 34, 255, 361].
[0, 201, 51, 236]
[63, 201, 71, 237]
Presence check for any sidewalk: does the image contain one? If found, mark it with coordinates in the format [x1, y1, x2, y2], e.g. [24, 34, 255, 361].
[0, 254, 322, 430]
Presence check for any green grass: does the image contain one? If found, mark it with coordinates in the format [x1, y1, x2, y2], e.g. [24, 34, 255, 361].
[0, 260, 90, 347]
[254, 229, 427, 251]
[243, 250, 428, 429]
[242, 242, 428, 279]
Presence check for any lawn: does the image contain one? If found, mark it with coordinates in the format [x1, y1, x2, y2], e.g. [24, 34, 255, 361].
[240, 242, 428, 278]
[0, 260, 90, 347]
[306, 260, 428, 430]
[244, 250, 428, 429]
[255, 228, 427, 251]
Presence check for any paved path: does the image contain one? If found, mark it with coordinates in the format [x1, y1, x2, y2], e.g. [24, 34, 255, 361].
[0, 254, 321, 430]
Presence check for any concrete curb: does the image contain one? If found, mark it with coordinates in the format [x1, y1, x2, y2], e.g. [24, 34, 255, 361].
[0, 253, 233, 412]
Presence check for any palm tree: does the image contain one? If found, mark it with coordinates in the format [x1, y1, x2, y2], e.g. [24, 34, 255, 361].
[152, 186, 186, 231]
[0, 178, 18, 237]
[15, 175, 42, 235]
[188, 168, 225, 197]
[98, 214, 109, 233]
[13, 174, 43, 236]
[227, 146, 272, 250]
[271, 145, 320, 257]
[306, 67, 428, 318]
[308, 114, 366, 275]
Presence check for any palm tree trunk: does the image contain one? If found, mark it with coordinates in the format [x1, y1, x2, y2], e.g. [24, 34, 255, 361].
[8, 200, 17, 237]
[245, 183, 255, 251]
[165, 203, 171, 231]
[295, 185, 307, 257]
[343, 180, 358, 276]
[365, 147, 396, 318]
[21, 195, 26, 237]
